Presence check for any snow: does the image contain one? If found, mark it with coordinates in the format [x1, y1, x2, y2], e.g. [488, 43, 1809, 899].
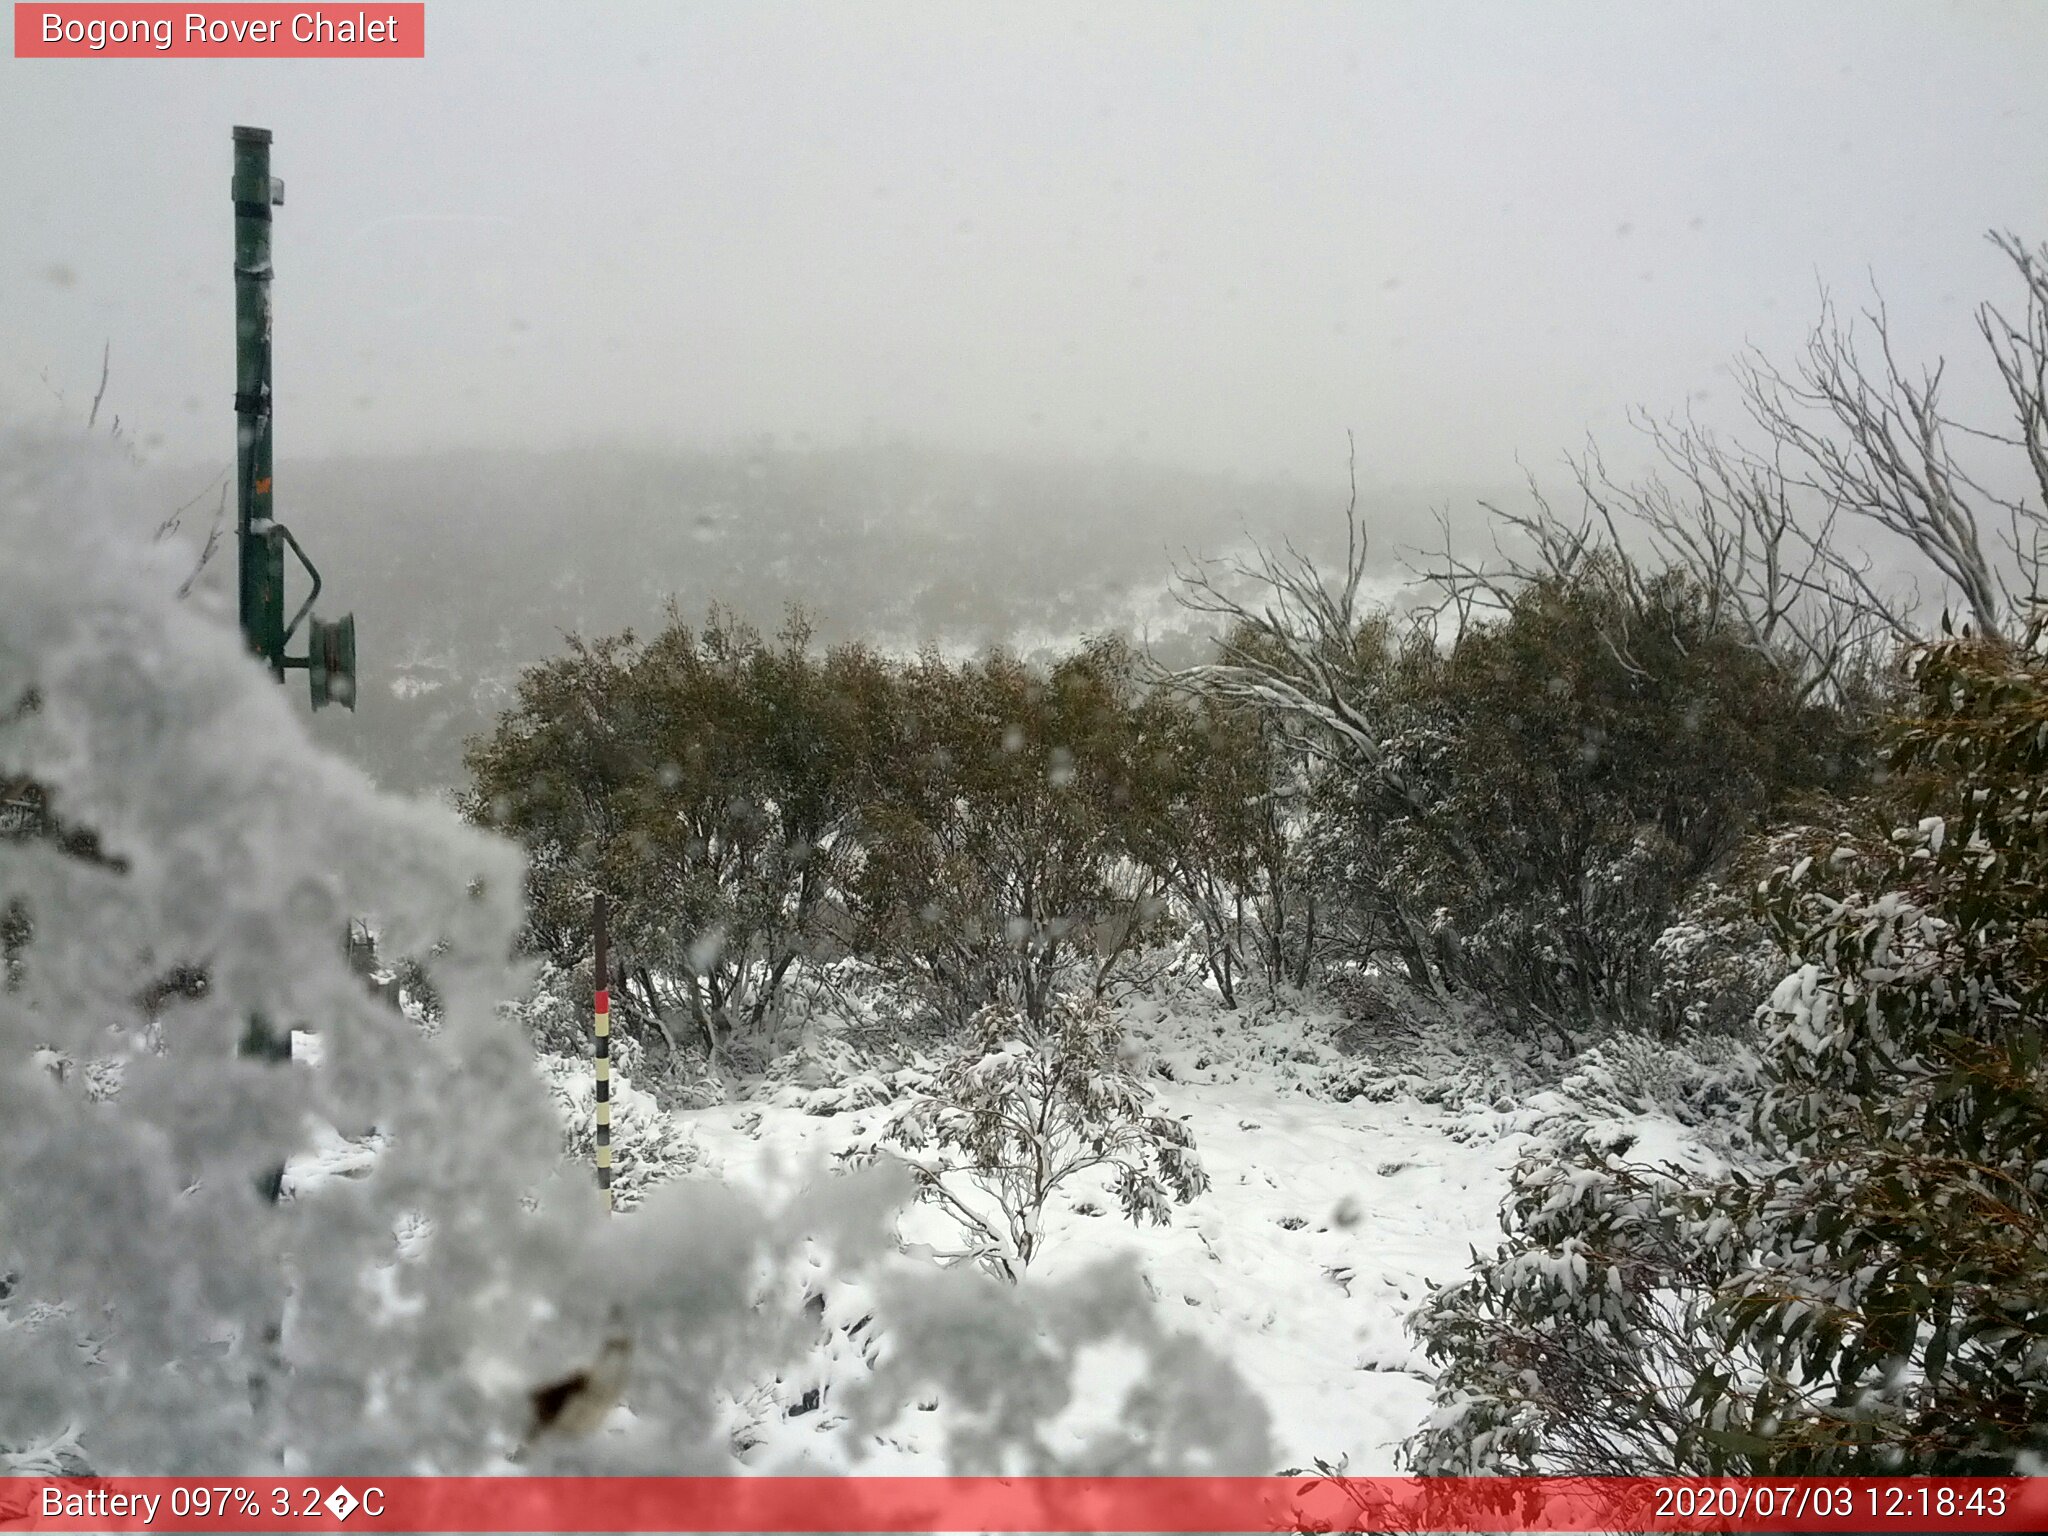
[675, 1080, 1483, 1470]
[458, 984, 1715, 1475]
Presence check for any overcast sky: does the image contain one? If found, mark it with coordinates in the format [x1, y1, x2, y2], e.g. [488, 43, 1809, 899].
[4, 0, 2047, 492]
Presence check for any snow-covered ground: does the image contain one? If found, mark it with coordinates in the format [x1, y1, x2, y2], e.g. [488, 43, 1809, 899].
[687, 1077, 1511, 1472]
[284, 983, 1725, 1475]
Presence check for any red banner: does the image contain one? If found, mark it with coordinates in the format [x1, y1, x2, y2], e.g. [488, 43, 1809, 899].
[1, 1477, 2042, 1533]
[12, 5, 425, 58]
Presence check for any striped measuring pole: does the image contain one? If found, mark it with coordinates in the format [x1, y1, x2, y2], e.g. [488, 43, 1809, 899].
[593, 891, 613, 1214]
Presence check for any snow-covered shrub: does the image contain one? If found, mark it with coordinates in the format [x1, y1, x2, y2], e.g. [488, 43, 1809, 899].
[1406, 623, 2048, 1476]
[0, 444, 1272, 1476]
[0, 448, 568, 1472]
[807, 956, 950, 1053]
[1647, 878, 1785, 1038]
[1189, 557, 1860, 1044]
[759, 1021, 932, 1117]
[499, 962, 600, 1059]
[1404, 1122, 1735, 1475]
[500, 963, 726, 1110]
[849, 994, 1208, 1282]
[1317, 1008, 1552, 1116]
[1645, 814, 1865, 1043]
[535, 1052, 701, 1212]
[1322, 968, 1443, 1054]
[1691, 625, 2048, 1471]
[1557, 1031, 1762, 1147]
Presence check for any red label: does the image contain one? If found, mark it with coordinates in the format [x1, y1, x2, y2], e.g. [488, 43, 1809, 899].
[594, 988, 609, 1012]
[1, 1478, 2043, 1533]
[13, 4, 425, 57]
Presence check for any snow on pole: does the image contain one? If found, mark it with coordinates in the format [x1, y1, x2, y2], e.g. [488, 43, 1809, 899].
[594, 891, 613, 1214]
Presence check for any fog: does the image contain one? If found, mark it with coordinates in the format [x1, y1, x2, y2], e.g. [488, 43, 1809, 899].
[6, 0, 2046, 485]
[7, 1, 2048, 789]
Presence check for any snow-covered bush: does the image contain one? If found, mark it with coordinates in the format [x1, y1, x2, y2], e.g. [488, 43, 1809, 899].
[849, 994, 1208, 1282]
[1404, 1124, 1733, 1475]
[1647, 878, 1786, 1038]
[1693, 625, 2048, 1471]
[758, 1018, 933, 1117]
[1557, 1032, 1762, 1148]
[501, 963, 725, 1109]
[0, 448, 568, 1472]
[499, 962, 601, 1060]
[1181, 553, 1860, 1043]
[0, 444, 1271, 1476]
[535, 1052, 701, 1212]
[1405, 622, 2048, 1476]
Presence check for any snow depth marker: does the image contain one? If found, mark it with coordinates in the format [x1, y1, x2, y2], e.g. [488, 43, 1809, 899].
[594, 891, 613, 1214]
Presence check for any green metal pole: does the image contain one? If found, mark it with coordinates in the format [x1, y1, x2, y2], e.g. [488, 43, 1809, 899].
[230, 125, 357, 710]
[232, 128, 292, 1095]
[233, 125, 285, 676]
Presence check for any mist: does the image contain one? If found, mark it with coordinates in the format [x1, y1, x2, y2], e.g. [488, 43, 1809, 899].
[7, 0, 2048, 789]
[7, 1, 2047, 478]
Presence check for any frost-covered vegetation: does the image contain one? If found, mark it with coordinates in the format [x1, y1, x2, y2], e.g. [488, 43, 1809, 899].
[1407, 625, 2048, 1475]
[845, 996, 1209, 1283]
[0, 449, 1270, 1476]
[6, 233, 2047, 1479]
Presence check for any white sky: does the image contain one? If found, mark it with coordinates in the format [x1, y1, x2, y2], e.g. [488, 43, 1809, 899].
[4, 0, 2047, 492]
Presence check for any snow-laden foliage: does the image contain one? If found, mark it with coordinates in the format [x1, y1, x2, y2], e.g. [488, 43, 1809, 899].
[1403, 1124, 1737, 1475]
[1405, 623, 2048, 1476]
[1647, 878, 1787, 1038]
[757, 1016, 934, 1119]
[497, 962, 605, 1061]
[535, 1053, 702, 1212]
[0, 446, 1272, 1476]
[848, 995, 1208, 1283]
[1, 448, 558, 1473]
[1693, 624, 2048, 1471]
[1556, 1033, 1763, 1152]
[1178, 523, 1863, 1042]
[501, 962, 727, 1110]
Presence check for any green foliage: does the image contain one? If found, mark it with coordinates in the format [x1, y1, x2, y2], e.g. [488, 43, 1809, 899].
[464, 609, 891, 1066]
[1405, 621, 2048, 1476]
[847, 639, 1169, 1024]
[1126, 694, 1316, 1005]
[471, 561, 1861, 1058]
[1330, 563, 1859, 1039]
[467, 618, 1302, 1060]
[1692, 623, 2048, 1470]
[1404, 1126, 1738, 1474]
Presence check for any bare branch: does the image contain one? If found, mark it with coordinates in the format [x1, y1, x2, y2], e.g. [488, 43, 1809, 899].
[86, 342, 110, 430]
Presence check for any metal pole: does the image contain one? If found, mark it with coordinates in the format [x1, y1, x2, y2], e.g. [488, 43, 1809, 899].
[594, 893, 613, 1213]
[230, 126, 356, 710]
[233, 125, 285, 674]
[229, 134, 292, 1202]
